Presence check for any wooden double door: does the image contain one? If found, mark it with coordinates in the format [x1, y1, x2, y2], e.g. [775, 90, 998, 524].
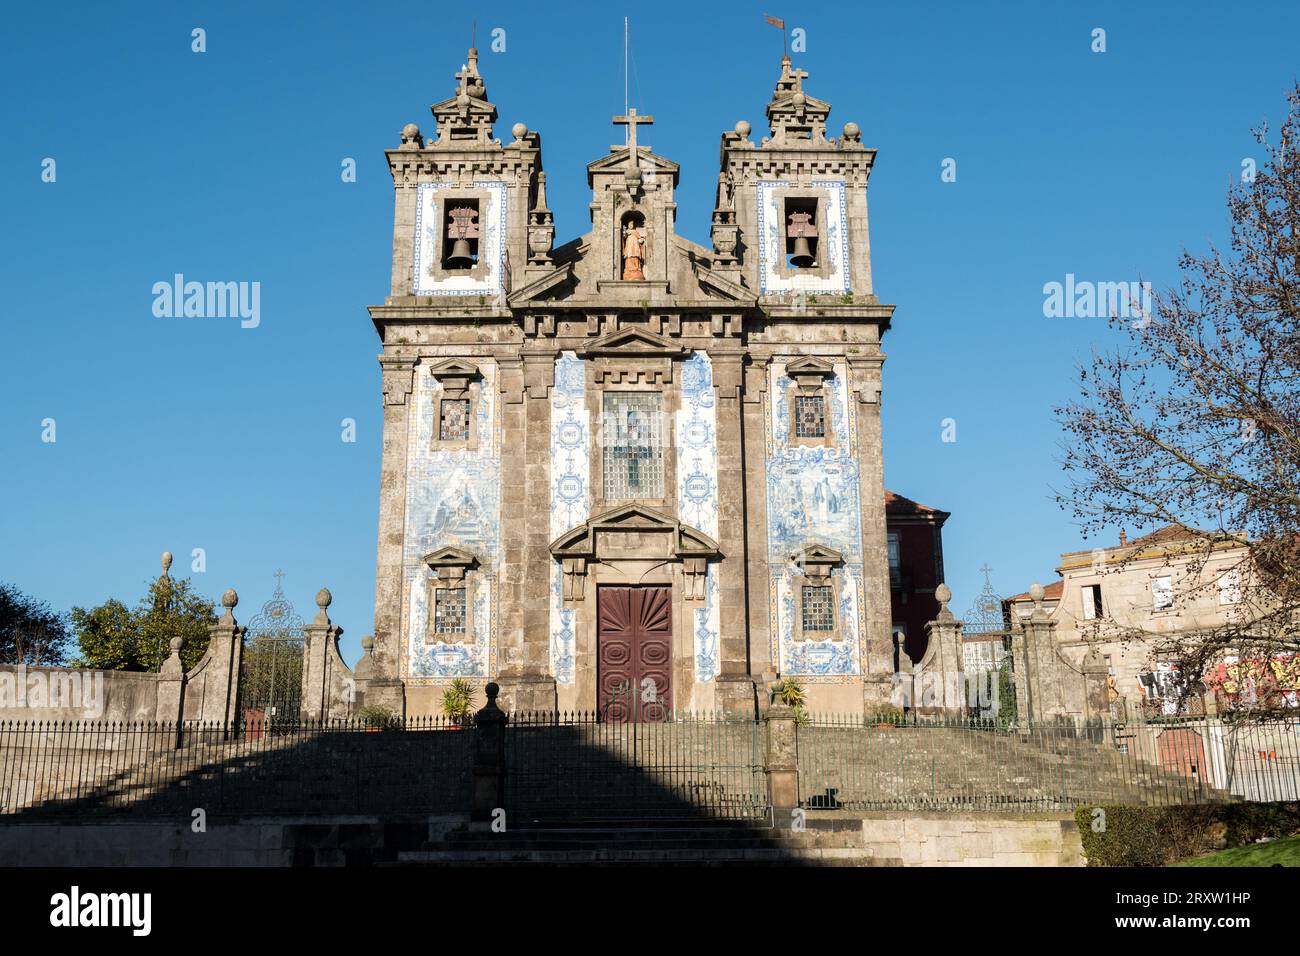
[597, 586, 673, 722]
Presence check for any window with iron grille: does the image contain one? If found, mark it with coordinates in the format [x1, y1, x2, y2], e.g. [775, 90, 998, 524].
[802, 585, 835, 632]
[887, 532, 901, 587]
[434, 588, 467, 634]
[795, 394, 826, 438]
[439, 399, 471, 441]
[602, 392, 664, 499]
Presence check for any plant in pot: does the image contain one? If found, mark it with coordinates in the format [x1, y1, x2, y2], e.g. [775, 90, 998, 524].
[441, 678, 477, 728]
[772, 677, 811, 726]
[871, 706, 904, 730]
[357, 704, 397, 732]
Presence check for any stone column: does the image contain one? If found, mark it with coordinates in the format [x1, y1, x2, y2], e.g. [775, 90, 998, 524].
[202, 589, 246, 733]
[711, 348, 757, 718]
[1081, 642, 1110, 724]
[369, 355, 416, 716]
[765, 700, 799, 822]
[496, 350, 557, 712]
[847, 353, 893, 709]
[918, 583, 964, 715]
[742, 356, 773, 692]
[156, 637, 186, 746]
[301, 588, 349, 722]
[1016, 583, 1065, 722]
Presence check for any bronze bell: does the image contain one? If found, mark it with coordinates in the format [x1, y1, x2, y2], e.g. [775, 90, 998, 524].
[789, 235, 815, 268]
[445, 205, 479, 268]
[787, 209, 817, 267]
[446, 237, 474, 268]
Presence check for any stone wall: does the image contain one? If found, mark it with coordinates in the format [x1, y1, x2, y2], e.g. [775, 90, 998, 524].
[853, 811, 1083, 866]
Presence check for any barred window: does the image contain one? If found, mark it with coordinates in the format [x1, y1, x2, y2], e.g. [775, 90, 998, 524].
[795, 395, 826, 438]
[434, 588, 467, 633]
[602, 393, 664, 499]
[802, 585, 835, 632]
[439, 399, 471, 441]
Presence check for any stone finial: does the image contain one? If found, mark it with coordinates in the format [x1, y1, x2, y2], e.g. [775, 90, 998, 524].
[476, 681, 506, 723]
[934, 582, 956, 624]
[313, 587, 333, 625]
[169, 637, 183, 654]
[399, 122, 423, 148]
[841, 121, 862, 146]
[220, 588, 238, 622]
[360, 636, 374, 654]
[161, 551, 173, 576]
[735, 119, 751, 138]
[510, 122, 528, 144]
[1029, 582, 1050, 623]
[160, 635, 185, 678]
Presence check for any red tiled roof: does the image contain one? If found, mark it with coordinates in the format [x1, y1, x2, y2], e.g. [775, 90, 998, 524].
[884, 489, 944, 515]
[1006, 579, 1064, 603]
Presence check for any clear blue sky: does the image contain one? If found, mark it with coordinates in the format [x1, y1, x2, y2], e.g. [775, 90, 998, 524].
[1, 1, 1296, 665]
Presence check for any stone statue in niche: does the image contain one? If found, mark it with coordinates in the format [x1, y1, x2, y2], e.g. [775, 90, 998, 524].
[621, 221, 646, 280]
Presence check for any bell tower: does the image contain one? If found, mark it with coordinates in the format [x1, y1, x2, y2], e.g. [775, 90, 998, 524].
[384, 47, 551, 303]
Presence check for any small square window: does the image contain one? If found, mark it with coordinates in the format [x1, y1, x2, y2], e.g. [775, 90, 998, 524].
[434, 588, 467, 634]
[795, 395, 826, 438]
[440, 399, 471, 441]
[802, 585, 835, 632]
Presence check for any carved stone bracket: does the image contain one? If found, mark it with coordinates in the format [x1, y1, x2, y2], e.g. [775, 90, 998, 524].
[379, 355, 417, 406]
[845, 355, 884, 406]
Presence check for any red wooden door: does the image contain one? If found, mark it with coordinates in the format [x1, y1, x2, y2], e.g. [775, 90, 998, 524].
[597, 586, 672, 722]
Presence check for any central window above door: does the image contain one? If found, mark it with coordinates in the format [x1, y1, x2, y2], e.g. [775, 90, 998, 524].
[602, 392, 664, 500]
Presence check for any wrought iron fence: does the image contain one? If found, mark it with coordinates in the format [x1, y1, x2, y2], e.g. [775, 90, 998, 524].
[0, 717, 473, 819]
[505, 711, 766, 824]
[796, 712, 1300, 811]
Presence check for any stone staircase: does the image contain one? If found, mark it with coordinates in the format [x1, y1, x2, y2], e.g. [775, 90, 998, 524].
[389, 819, 887, 867]
[798, 724, 1230, 810]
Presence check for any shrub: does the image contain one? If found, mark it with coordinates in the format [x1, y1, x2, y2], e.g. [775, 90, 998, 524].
[1076, 802, 1300, 866]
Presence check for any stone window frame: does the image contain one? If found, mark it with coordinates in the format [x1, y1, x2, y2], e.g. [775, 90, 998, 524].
[770, 186, 835, 281]
[429, 360, 482, 451]
[423, 547, 479, 646]
[427, 187, 494, 285]
[784, 357, 837, 449]
[791, 544, 845, 643]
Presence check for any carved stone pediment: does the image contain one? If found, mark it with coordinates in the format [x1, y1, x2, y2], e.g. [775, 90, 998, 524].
[578, 326, 690, 360]
[785, 356, 835, 393]
[550, 505, 719, 601]
[423, 546, 478, 569]
[428, 359, 481, 398]
[792, 543, 843, 579]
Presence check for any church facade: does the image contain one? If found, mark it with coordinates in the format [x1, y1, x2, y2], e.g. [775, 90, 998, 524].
[366, 49, 897, 717]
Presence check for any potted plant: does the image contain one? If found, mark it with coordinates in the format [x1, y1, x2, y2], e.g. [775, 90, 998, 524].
[357, 704, 396, 732]
[871, 706, 904, 730]
[440, 678, 477, 728]
[772, 677, 806, 709]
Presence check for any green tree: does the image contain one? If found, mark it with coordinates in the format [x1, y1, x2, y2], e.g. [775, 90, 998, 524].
[0, 582, 71, 665]
[72, 575, 215, 672]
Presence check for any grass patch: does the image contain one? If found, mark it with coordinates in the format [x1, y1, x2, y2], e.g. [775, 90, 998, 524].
[1173, 833, 1300, 867]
